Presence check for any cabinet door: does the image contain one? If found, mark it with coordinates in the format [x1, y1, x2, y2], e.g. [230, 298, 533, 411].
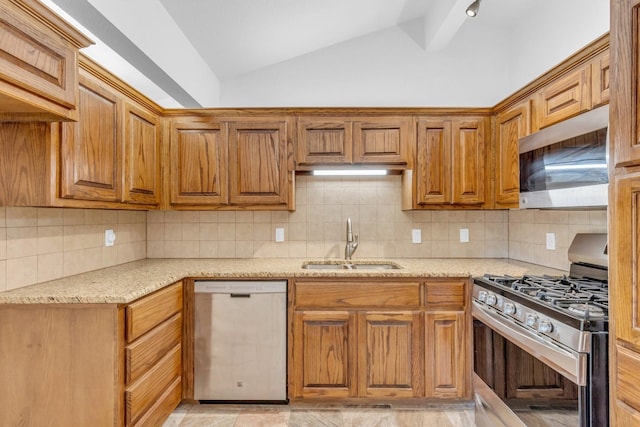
[60, 74, 121, 202]
[352, 117, 409, 164]
[296, 117, 352, 165]
[424, 311, 468, 398]
[122, 102, 160, 205]
[591, 50, 610, 108]
[357, 311, 423, 398]
[228, 119, 289, 206]
[536, 64, 592, 130]
[495, 103, 530, 208]
[451, 118, 486, 205]
[292, 311, 357, 399]
[415, 119, 451, 205]
[169, 119, 228, 206]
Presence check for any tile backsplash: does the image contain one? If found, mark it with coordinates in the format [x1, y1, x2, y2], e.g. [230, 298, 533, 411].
[0, 207, 146, 292]
[147, 176, 510, 260]
[508, 208, 608, 271]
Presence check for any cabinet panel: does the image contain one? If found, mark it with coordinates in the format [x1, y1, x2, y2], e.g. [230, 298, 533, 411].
[60, 75, 121, 202]
[416, 120, 451, 205]
[297, 117, 352, 164]
[357, 311, 423, 398]
[170, 119, 228, 205]
[452, 119, 485, 205]
[425, 279, 466, 310]
[536, 64, 592, 130]
[592, 50, 610, 108]
[295, 282, 421, 308]
[352, 117, 409, 164]
[425, 311, 467, 398]
[123, 102, 161, 205]
[292, 311, 357, 398]
[495, 102, 530, 207]
[126, 281, 183, 343]
[228, 119, 289, 206]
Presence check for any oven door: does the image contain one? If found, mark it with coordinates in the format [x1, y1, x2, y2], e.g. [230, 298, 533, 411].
[472, 300, 584, 426]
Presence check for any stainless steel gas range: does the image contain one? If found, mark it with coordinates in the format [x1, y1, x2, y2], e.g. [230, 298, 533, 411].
[472, 233, 609, 427]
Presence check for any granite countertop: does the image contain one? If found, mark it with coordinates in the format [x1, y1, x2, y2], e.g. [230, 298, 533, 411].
[0, 258, 567, 304]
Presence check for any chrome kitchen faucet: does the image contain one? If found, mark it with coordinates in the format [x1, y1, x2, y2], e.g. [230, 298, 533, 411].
[345, 217, 359, 260]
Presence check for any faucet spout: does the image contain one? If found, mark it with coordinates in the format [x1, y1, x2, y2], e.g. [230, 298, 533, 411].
[345, 218, 358, 260]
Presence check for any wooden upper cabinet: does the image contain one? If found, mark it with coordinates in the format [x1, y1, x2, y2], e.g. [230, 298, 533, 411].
[592, 50, 610, 108]
[412, 116, 487, 207]
[296, 115, 409, 167]
[60, 74, 121, 202]
[494, 101, 531, 208]
[169, 118, 228, 206]
[0, 0, 92, 121]
[228, 118, 290, 207]
[535, 63, 592, 130]
[296, 117, 352, 165]
[415, 119, 451, 205]
[352, 117, 409, 164]
[123, 102, 161, 205]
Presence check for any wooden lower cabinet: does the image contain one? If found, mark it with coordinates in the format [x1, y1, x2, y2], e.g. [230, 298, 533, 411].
[291, 278, 470, 401]
[0, 281, 184, 427]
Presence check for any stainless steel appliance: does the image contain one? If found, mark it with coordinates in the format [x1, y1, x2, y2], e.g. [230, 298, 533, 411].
[472, 233, 608, 427]
[519, 105, 609, 209]
[194, 280, 287, 402]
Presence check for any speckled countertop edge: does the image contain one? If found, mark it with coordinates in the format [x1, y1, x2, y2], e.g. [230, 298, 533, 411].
[0, 258, 568, 304]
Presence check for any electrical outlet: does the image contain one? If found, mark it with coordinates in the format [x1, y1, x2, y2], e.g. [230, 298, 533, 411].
[104, 229, 116, 247]
[459, 228, 469, 243]
[546, 232, 556, 250]
[412, 229, 421, 244]
[275, 227, 285, 242]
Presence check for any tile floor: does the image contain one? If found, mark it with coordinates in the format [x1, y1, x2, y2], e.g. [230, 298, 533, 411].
[163, 403, 478, 427]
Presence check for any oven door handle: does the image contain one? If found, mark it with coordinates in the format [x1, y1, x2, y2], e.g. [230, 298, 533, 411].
[472, 300, 587, 386]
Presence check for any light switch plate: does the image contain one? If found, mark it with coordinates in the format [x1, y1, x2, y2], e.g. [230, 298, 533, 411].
[412, 229, 421, 244]
[104, 229, 116, 247]
[459, 228, 469, 243]
[275, 227, 285, 242]
[546, 232, 556, 250]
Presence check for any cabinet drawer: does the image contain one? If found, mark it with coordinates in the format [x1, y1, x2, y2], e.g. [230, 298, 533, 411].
[295, 281, 420, 308]
[126, 282, 183, 343]
[132, 376, 182, 427]
[126, 312, 182, 384]
[125, 344, 181, 426]
[425, 280, 466, 310]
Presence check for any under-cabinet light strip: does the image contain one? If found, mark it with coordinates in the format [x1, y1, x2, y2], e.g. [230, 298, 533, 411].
[312, 169, 388, 176]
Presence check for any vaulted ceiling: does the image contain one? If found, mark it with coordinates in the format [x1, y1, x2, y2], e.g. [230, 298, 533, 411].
[44, 0, 609, 108]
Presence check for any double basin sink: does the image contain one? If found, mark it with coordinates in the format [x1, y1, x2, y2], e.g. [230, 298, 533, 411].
[301, 261, 402, 270]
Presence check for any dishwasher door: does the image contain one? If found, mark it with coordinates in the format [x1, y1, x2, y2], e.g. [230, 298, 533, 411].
[194, 280, 287, 401]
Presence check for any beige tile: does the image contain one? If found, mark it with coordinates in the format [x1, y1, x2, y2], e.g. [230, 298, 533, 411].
[117, 242, 146, 263]
[0, 260, 5, 291]
[236, 211, 254, 223]
[218, 211, 236, 223]
[199, 241, 218, 258]
[102, 245, 118, 267]
[164, 210, 183, 223]
[288, 241, 307, 258]
[84, 209, 104, 225]
[217, 241, 236, 258]
[253, 223, 272, 241]
[37, 253, 64, 283]
[177, 241, 199, 259]
[234, 411, 289, 427]
[147, 241, 165, 258]
[589, 210, 607, 225]
[7, 256, 38, 290]
[324, 204, 341, 223]
[289, 222, 307, 241]
[235, 241, 254, 258]
[37, 226, 63, 255]
[118, 210, 146, 224]
[253, 212, 272, 223]
[63, 208, 85, 225]
[183, 223, 200, 241]
[236, 223, 255, 241]
[37, 208, 64, 226]
[218, 223, 236, 241]
[165, 223, 183, 241]
[0, 207, 5, 227]
[0, 228, 6, 260]
[164, 243, 187, 258]
[359, 204, 378, 223]
[395, 409, 454, 427]
[103, 210, 118, 224]
[199, 211, 219, 223]
[181, 211, 200, 223]
[199, 223, 218, 240]
[147, 222, 165, 241]
[7, 227, 37, 258]
[295, 186, 307, 206]
[147, 210, 165, 223]
[6, 207, 38, 227]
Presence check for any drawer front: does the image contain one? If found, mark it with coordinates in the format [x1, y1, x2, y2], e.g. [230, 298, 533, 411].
[125, 344, 181, 426]
[126, 281, 183, 343]
[132, 376, 182, 427]
[295, 282, 421, 308]
[126, 313, 182, 384]
[425, 280, 466, 310]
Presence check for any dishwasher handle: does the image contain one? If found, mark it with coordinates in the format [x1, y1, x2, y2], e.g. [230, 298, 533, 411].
[230, 293, 251, 298]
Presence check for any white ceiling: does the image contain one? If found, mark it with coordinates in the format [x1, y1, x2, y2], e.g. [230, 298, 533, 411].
[45, 0, 606, 108]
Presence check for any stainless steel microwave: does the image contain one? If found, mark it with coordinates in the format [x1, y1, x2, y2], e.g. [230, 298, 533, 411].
[519, 105, 609, 209]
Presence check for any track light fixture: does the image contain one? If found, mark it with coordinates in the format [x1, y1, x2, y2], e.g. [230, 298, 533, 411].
[466, 0, 481, 17]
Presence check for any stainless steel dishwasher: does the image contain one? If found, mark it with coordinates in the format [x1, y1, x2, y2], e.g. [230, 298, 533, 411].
[194, 280, 287, 401]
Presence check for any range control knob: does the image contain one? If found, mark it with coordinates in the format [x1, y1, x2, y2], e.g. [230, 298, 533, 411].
[478, 290, 488, 302]
[503, 303, 516, 315]
[485, 293, 497, 306]
[538, 320, 554, 334]
[525, 314, 538, 327]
